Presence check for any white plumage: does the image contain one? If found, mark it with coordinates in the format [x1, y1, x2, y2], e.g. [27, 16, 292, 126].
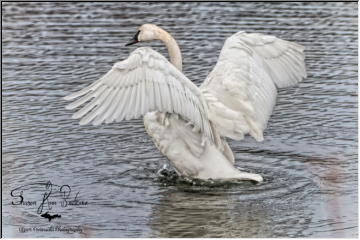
[201, 31, 306, 142]
[64, 47, 214, 141]
[64, 24, 306, 182]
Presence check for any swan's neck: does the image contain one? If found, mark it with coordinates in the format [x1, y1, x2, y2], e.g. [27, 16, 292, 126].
[158, 29, 183, 72]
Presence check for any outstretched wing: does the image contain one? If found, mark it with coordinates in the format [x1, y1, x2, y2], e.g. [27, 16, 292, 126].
[201, 31, 306, 141]
[64, 47, 213, 141]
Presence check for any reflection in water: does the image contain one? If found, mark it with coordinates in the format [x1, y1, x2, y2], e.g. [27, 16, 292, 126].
[2, 1, 357, 238]
[149, 188, 267, 238]
[149, 169, 315, 238]
[305, 155, 358, 237]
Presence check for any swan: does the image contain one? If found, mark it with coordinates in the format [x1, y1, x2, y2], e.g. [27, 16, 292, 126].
[64, 24, 306, 183]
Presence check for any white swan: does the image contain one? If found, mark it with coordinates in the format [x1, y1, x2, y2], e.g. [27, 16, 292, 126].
[64, 24, 306, 183]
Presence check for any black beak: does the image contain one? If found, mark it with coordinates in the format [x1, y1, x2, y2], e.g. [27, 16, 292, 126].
[125, 30, 140, 46]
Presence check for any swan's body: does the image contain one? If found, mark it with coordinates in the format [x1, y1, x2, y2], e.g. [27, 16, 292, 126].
[64, 24, 306, 182]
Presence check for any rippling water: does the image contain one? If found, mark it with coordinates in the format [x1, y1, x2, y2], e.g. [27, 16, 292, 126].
[2, 2, 358, 237]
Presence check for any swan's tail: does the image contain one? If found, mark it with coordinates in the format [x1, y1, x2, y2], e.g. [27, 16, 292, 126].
[234, 171, 264, 182]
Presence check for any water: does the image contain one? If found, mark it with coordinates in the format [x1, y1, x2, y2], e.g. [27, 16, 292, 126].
[2, 2, 357, 238]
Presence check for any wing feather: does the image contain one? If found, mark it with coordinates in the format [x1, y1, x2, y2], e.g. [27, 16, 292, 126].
[139, 80, 146, 114]
[92, 88, 115, 122]
[79, 86, 111, 125]
[125, 85, 137, 120]
[154, 80, 163, 111]
[64, 47, 214, 141]
[201, 31, 306, 141]
[118, 86, 133, 122]
[71, 84, 107, 120]
[64, 79, 102, 101]
[107, 87, 125, 123]
[93, 87, 118, 125]
[133, 81, 142, 118]
[147, 79, 155, 112]
[65, 89, 97, 110]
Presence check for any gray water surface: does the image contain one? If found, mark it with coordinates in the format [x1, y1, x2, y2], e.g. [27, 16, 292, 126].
[2, 2, 358, 238]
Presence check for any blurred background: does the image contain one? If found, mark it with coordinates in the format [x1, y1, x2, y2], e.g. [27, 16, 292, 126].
[2, 2, 358, 237]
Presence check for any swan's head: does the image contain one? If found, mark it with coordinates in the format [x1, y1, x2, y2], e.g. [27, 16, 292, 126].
[125, 24, 162, 46]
